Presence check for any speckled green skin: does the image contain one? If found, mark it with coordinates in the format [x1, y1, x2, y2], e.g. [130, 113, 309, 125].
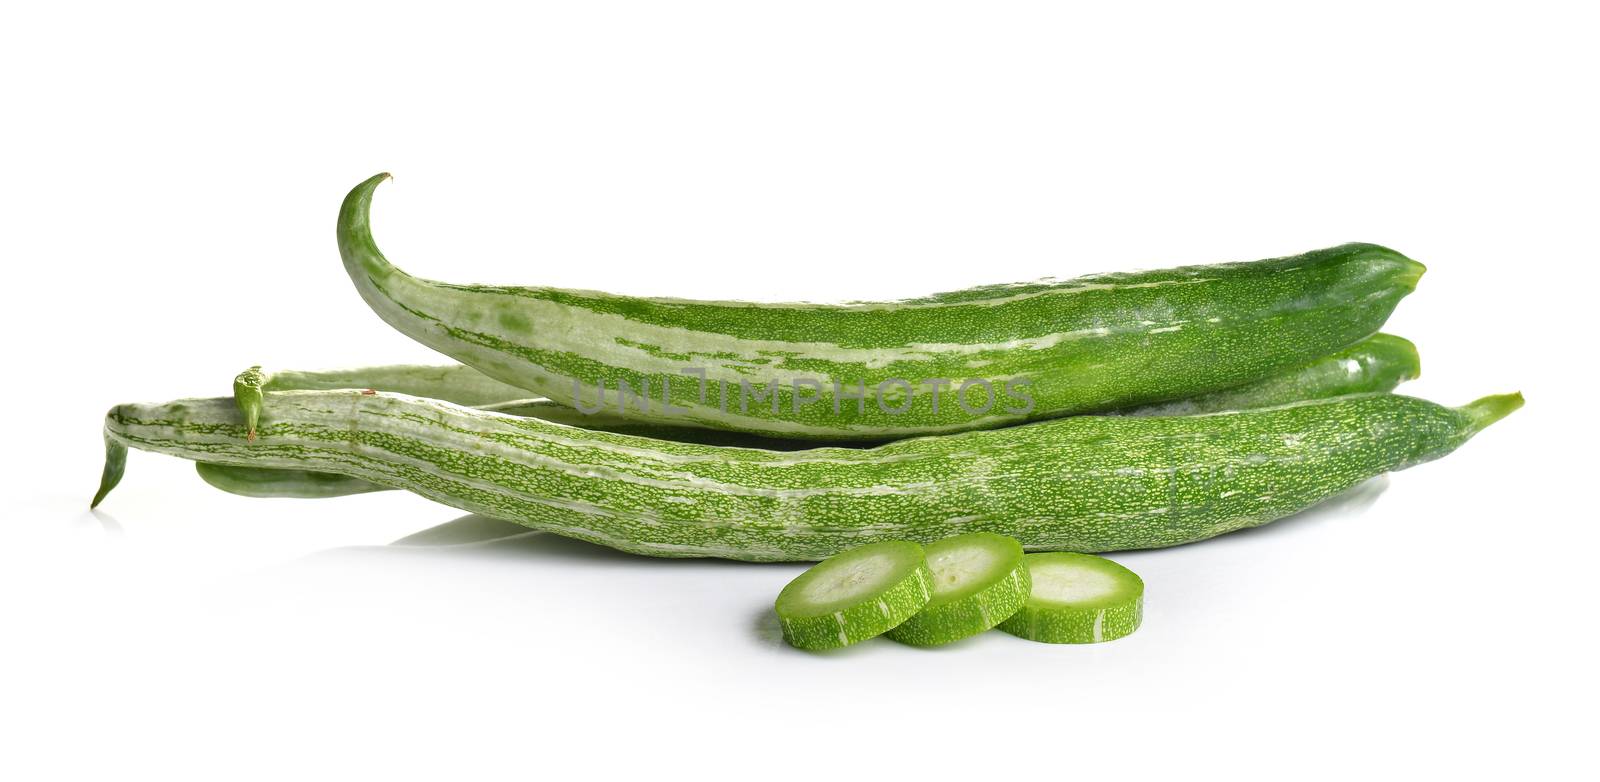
[191, 337, 1424, 498]
[775, 541, 933, 650]
[999, 553, 1144, 644]
[1121, 333, 1420, 417]
[95, 388, 1520, 560]
[886, 533, 1030, 646]
[338, 173, 1424, 440]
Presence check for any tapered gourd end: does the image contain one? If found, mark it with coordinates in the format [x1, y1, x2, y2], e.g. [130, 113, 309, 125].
[1338, 243, 1427, 292]
[234, 366, 267, 440]
[338, 173, 398, 281]
[1383, 333, 1422, 381]
[1459, 392, 1524, 433]
[90, 435, 127, 508]
[1396, 257, 1427, 292]
[1360, 333, 1422, 383]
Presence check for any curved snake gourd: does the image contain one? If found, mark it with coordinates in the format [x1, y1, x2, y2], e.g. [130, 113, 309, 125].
[94, 387, 1519, 561]
[337, 173, 1424, 440]
[190, 333, 1423, 499]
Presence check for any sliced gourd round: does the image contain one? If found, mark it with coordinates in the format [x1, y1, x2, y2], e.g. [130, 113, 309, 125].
[999, 553, 1143, 644]
[886, 532, 1030, 647]
[774, 541, 932, 650]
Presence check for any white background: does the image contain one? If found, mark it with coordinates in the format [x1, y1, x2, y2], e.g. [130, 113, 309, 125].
[3, 2, 1595, 779]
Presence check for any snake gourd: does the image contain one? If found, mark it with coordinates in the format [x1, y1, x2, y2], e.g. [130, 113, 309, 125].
[337, 173, 1424, 440]
[190, 333, 1423, 498]
[94, 388, 1519, 561]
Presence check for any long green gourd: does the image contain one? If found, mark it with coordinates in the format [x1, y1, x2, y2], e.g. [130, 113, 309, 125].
[236, 363, 531, 433]
[195, 462, 386, 498]
[230, 363, 839, 449]
[192, 333, 1422, 498]
[1117, 333, 1419, 416]
[337, 173, 1424, 440]
[94, 388, 1519, 561]
[236, 333, 1420, 427]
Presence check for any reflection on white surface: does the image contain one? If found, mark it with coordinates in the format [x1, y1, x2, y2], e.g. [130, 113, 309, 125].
[85, 508, 125, 536]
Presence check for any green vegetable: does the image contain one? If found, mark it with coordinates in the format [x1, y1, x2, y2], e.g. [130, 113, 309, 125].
[94, 387, 1521, 561]
[338, 172, 1424, 440]
[885, 532, 1030, 646]
[774, 541, 933, 650]
[232, 363, 534, 438]
[1119, 333, 1420, 416]
[194, 462, 386, 498]
[90, 433, 126, 508]
[484, 400, 839, 449]
[197, 334, 1423, 498]
[232, 363, 855, 450]
[998, 553, 1144, 644]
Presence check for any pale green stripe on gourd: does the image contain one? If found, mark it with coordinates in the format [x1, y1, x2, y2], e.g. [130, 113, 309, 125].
[232, 363, 857, 449]
[885, 532, 1031, 646]
[233, 363, 535, 438]
[338, 173, 1424, 439]
[999, 553, 1144, 644]
[95, 386, 1520, 561]
[189, 334, 1424, 499]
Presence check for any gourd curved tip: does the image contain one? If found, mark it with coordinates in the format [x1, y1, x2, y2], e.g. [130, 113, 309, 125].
[353, 172, 393, 193]
[92, 438, 127, 508]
